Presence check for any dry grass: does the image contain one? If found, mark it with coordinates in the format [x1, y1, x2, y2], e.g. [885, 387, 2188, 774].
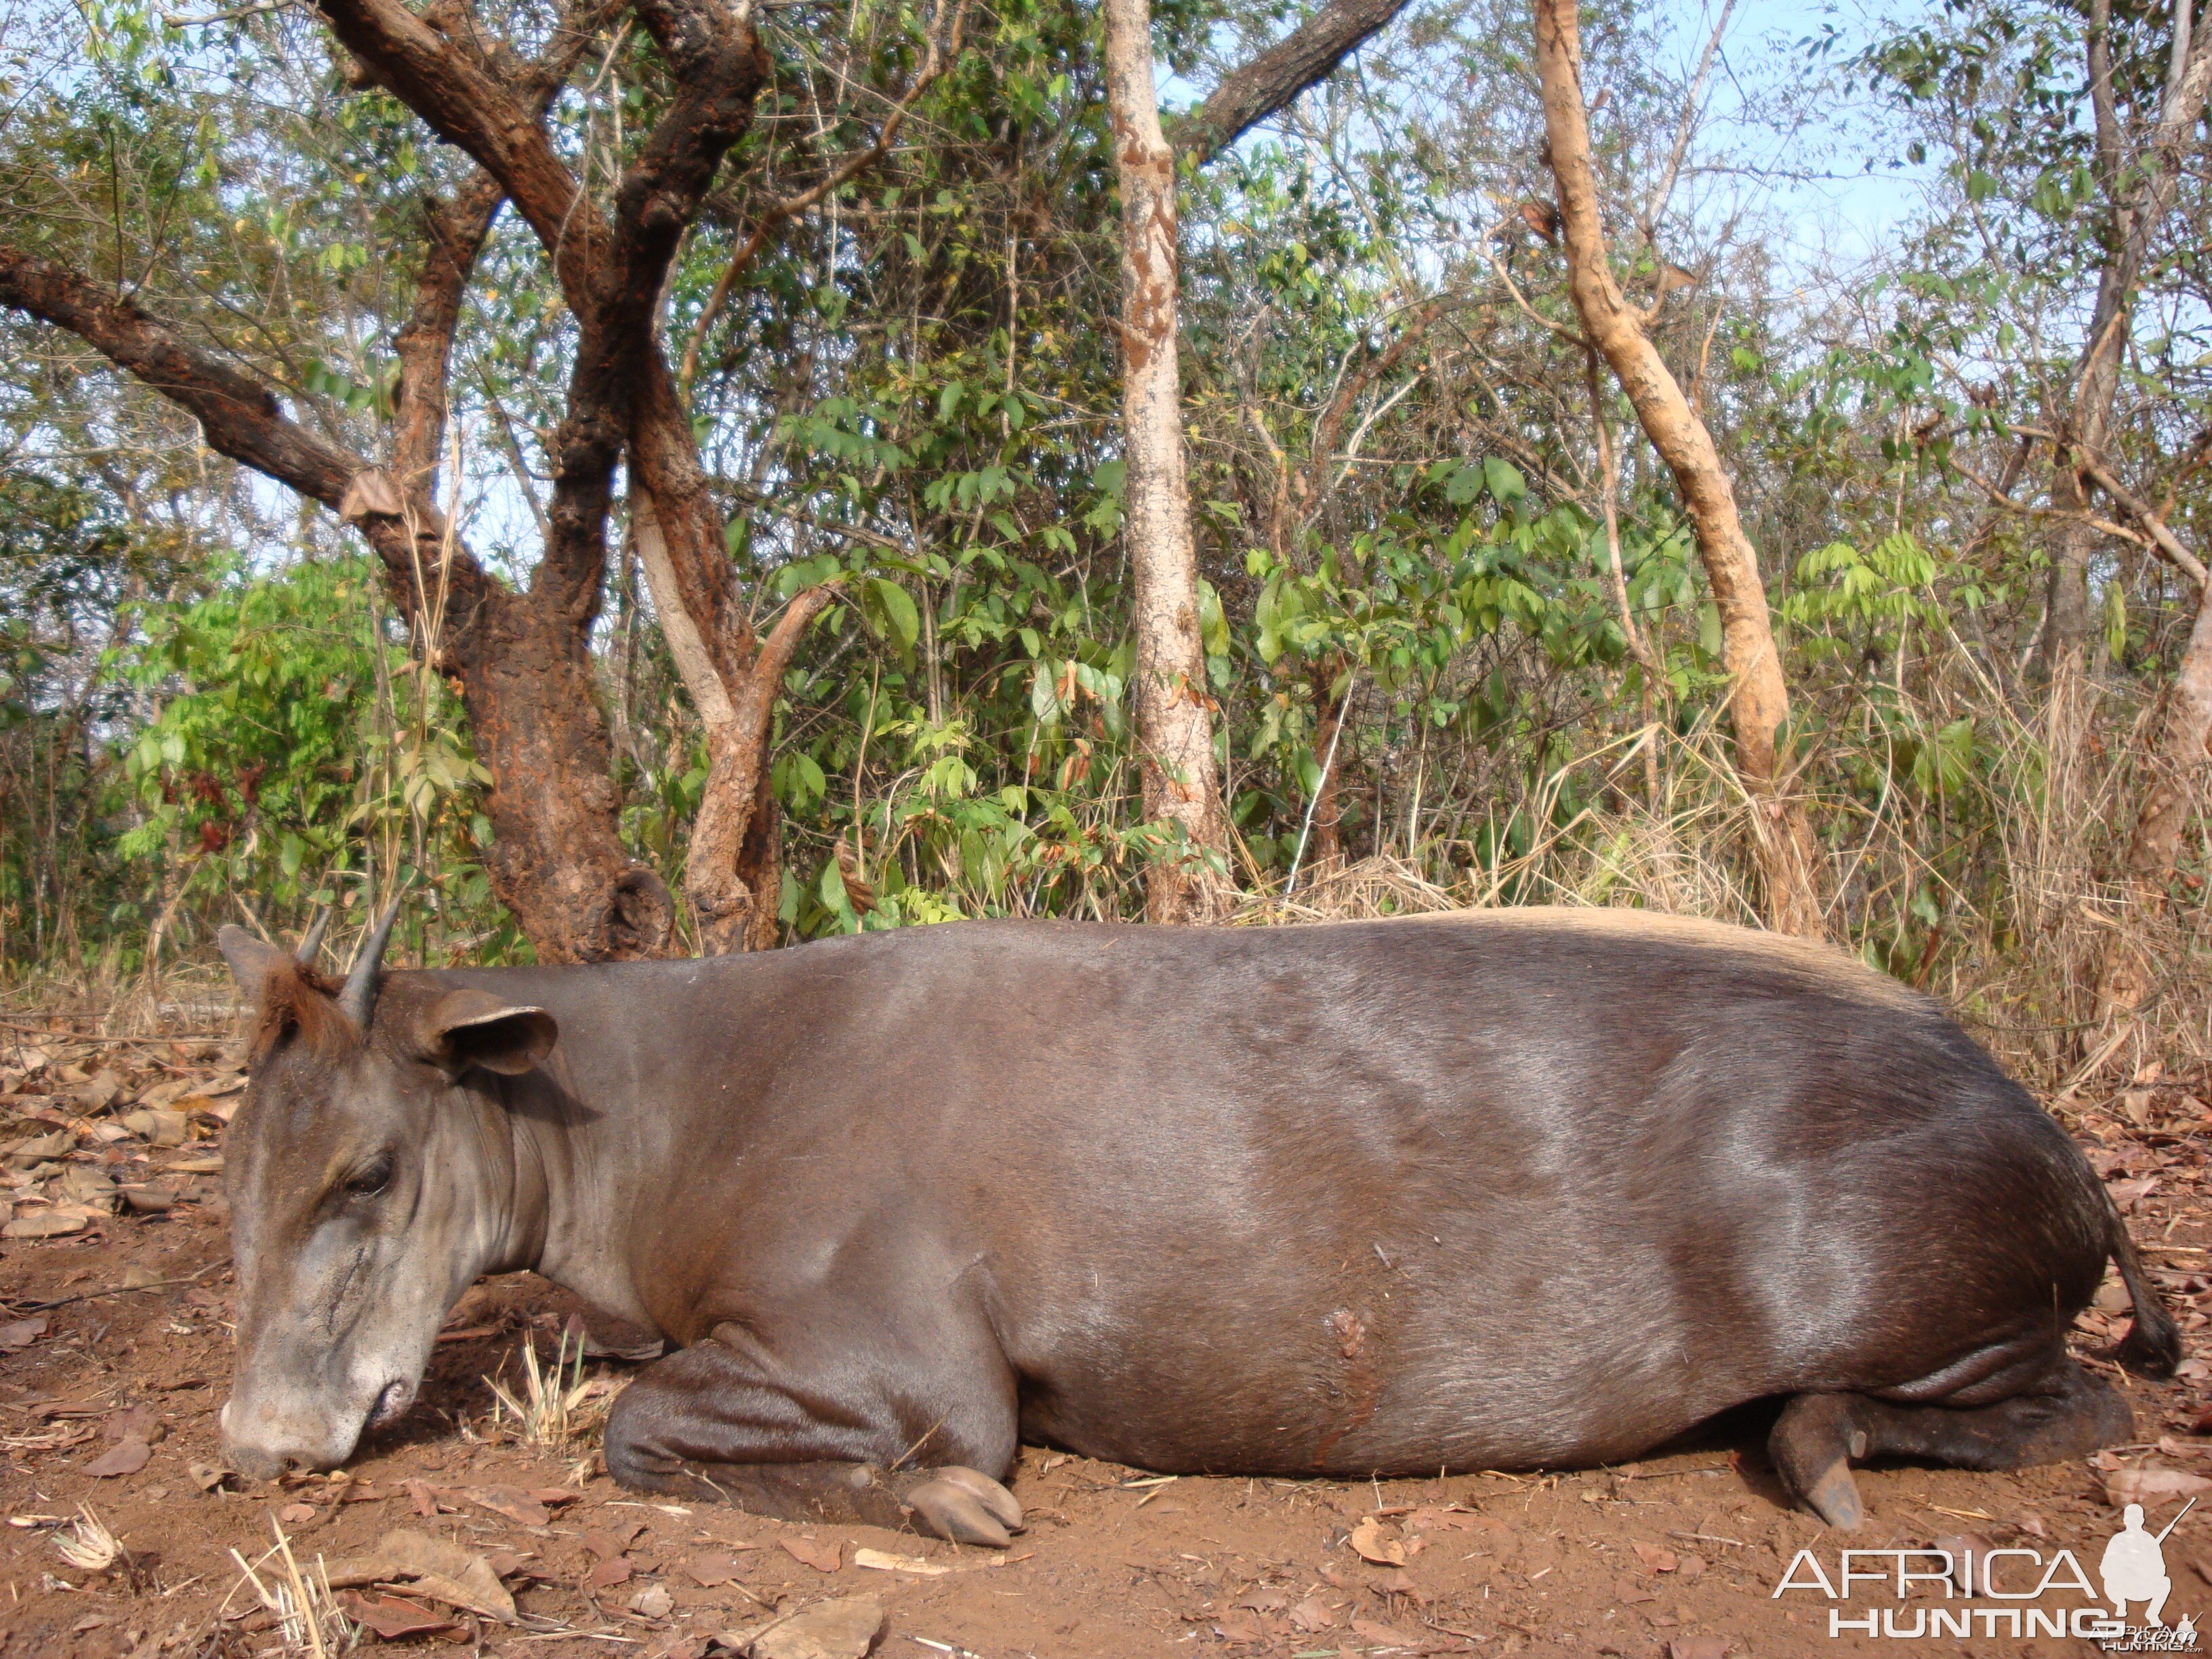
[227, 1518, 352, 1659]
[486, 1324, 598, 1453]
[51, 1504, 119, 1573]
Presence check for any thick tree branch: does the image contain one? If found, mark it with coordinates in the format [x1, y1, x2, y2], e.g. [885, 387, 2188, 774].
[390, 172, 506, 494]
[387, 3, 608, 494]
[680, 581, 842, 953]
[314, 0, 604, 294]
[0, 245, 361, 507]
[1175, 0, 1412, 168]
[537, 0, 767, 619]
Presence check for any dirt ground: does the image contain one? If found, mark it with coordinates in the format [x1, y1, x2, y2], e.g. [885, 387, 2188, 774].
[1, 1017, 2210, 1659]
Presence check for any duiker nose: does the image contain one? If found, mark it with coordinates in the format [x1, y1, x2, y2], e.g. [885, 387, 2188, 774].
[220, 1395, 337, 1477]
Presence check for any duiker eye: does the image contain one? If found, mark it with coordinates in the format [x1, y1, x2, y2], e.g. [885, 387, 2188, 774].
[346, 1155, 395, 1197]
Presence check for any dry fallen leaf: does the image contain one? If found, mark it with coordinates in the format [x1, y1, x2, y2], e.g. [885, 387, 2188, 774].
[688, 1552, 741, 1587]
[1287, 1594, 1337, 1631]
[1668, 1637, 1732, 1659]
[83, 1438, 149, 1479]
[630, 1582, 674, 1619]
[1214, 1608, 1264, 1643]
[1351, 1616, 1422, 1647]
[3, 1212, 86, 1239]
[187, 1462, 230, 1493]
[583, 1519, 644, 1559]
[1372, 1568, 1425, 1603]
[749, 1595, 887, 1659]
[404, 1568, 516, 1625]
[1349, 1515, 1407, 1567]
[0, 1316, 49, 1350]
[1630, 1539, 1679, 1574]
[337, 1592, 462, 1641]
[780, 1536, 842, 1573]
[276, 1502, 316, 1526]
[2104, 1468, 2212, 1507]
[584, 1557, 634, 1593]
[120, 1109, 188, 1148]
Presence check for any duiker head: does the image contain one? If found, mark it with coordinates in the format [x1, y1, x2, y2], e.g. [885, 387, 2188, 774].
[216, 911, 555, 1477]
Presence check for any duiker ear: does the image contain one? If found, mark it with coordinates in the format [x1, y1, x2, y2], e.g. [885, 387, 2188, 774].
[218, 925, 295, 1006]
[416, 989, 557, 1078]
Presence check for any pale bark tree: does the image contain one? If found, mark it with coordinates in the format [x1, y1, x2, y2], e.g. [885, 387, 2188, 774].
[1531, 0, 1822, 937]
[2031, 0, 2212, 681]
[1103, 0, 1414, 922]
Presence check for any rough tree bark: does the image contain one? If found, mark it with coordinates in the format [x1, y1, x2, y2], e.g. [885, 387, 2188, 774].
[0, 0, 850, 959]
[2120, 590, 2212, 898]
[2030, 0, 2212, 681]
[1104, 0, 1231, 922]
[1106, 0, 1413, 922]
[1532, 0, 1822, 937]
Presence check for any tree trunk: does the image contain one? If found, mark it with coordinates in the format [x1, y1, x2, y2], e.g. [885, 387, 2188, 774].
[2030, 0, 2212, 682]
[1531, 0, 1820, 937]
[2033, 268, 2126, 682]
[632, 488, 838, 951]
[1307, 659, 1348, 869]
[458, 577, 675, 960]
[1103, 0, 1231, 923]
[2123, 589, 2212, 897]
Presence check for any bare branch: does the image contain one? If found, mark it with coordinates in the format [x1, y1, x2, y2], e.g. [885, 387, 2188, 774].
[680, 0, 967, 388]
[1176, 0, 1413, 168]
[2078, 455, 2211, 590]
[1639, 0, 1738, 246]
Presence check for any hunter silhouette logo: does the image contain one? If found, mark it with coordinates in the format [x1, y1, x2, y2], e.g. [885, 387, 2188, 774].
[2103, 1499, 2190, 1626]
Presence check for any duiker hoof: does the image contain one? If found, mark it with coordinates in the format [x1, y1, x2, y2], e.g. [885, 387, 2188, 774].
[1803, 1459, 1866, 1530]
[903, 1467, 1023, 1547]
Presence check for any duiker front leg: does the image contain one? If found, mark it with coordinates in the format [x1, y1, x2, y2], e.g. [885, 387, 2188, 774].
[602, 1326, 1024, 1547]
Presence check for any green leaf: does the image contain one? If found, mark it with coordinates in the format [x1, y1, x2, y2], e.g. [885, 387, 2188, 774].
[867, 577, 920, 649]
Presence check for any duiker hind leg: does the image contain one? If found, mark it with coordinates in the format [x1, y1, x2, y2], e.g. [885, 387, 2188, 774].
[1770, 1357, 2131, 1529]
[602, 1326, 1024, 1547]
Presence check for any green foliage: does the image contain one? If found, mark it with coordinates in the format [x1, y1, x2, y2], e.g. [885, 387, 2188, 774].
[102, 556, 501, 958]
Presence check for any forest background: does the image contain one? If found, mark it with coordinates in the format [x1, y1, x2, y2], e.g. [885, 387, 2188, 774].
[1, 0, 2207, 1090]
